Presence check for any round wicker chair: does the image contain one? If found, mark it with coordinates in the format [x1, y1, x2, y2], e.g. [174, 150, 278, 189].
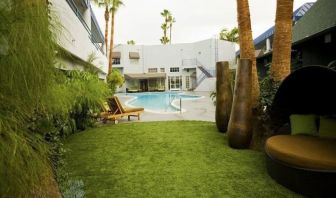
[266, 66, 336, 197]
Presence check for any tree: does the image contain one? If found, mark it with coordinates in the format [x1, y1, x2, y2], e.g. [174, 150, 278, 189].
[168, 15, 176, 44]
[160, 23, 169, 44]
[236, 0, 259, 107]
[160, 9, 171, 45]
[127, 40, 136, 45]
[92, 0, 112, 54]
[108, 0, 124, 74]
[107, 69, 124, 94]
[219, 27, 239, 43]
[270, 0, 294, 81]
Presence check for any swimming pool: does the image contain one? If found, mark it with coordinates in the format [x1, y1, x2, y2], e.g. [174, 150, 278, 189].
[124, 92, 202, 113]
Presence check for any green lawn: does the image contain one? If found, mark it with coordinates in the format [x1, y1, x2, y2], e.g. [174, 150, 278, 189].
[63, 121, 300, 197]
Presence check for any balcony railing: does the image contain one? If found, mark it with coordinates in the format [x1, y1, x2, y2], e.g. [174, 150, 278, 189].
[65, 0, 105, 55]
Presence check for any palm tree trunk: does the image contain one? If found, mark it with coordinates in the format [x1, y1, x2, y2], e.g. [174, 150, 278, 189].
[271, 0, 294, 81]
[104, 6, 109, 54]
[164, 16, 168, 44]
[237, 0, 259, 108]
[108, 11, 115, 74]
[169, 23, 172, 44]
[164, 28, 167, 43]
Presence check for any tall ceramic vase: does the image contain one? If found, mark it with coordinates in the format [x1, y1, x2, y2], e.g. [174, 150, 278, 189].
[227, 59, 252, 149]
[216, 61, 233, 133]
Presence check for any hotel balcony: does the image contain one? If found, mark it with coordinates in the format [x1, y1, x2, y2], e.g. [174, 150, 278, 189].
[51, 0, 108, 76]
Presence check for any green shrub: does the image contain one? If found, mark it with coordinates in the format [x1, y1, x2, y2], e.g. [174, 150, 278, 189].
[65, 70, 111, 130]
[61, 180, 85, 198]
[57, 165, 85, 198]
[0, 0, 110, 196]
[258, 73, 281, 122]
[107, 69, 125, 94]
[251, 70, 282, 150]
[0, 0, 59, 196]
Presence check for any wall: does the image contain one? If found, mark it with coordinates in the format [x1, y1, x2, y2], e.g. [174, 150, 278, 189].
[295, 31, 336, 67]
[113, 38, 236, 92]
[194, 78, 216, 92]
[115, 45, 144, 74]
[51, 0, 108, 77]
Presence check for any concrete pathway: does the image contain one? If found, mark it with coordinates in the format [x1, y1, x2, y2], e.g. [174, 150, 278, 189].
[115, 92, 215, 122]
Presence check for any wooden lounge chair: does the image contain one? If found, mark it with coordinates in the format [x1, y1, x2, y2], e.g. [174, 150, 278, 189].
[101, 96, 144, 123]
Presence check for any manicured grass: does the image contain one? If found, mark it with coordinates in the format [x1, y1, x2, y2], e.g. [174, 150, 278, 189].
[64, 121, 300, 197]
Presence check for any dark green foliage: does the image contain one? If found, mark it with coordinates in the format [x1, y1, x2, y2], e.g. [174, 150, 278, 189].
[107, 69, 124, 94]
[0, 0, 110, 196]
[57, 165, 85, 198]
[62, 121, 300, 197]
[61, 180, 85, 198]
[65, 70, 111, 130]
[30, 70, 110, 167]
[258, 73, 281, 122]
[0, 0, 58, 196]
[219, 27, 239, 43]
[251, 71, 282, 150]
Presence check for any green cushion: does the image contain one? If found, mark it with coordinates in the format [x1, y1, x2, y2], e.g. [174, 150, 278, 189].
[290, 114, 317, 135]
[319, 116, 336, 138]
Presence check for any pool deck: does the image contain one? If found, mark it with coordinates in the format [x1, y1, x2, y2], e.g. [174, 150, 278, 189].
[115, 92, 215, 122]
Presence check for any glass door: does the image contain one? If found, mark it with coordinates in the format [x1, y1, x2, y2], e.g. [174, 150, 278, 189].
[169, 76, 182, 90]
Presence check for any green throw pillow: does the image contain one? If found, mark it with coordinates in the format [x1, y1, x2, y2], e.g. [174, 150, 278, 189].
[319, 116, 336, 138]
[290, 114, 317, 135]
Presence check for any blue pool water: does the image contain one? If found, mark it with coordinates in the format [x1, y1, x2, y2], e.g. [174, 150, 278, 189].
[125, 92, 201, 113]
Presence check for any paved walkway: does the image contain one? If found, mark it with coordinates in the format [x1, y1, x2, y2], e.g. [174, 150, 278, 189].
[115, 92, 215, 122]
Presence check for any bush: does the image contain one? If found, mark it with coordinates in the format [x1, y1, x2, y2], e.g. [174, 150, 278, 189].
[65, 70, 111, 130]
[107, 69, 124, 94]
[258, 74, 281, 122]
[0, 1, 110, 195]
[0, 0, 61, 196]
[251, 72, 282, 150]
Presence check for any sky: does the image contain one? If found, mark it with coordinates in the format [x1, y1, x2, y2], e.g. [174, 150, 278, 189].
[92, 0, 316, 45]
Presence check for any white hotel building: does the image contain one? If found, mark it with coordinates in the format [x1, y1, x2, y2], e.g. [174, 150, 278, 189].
[51, 0, 108, 79]
[50, 0, 236, 90]
[113, 39, 236, 92]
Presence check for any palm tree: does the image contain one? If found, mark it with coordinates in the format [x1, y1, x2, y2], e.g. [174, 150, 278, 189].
[168, 15, 176, 44]
[127, 40, 135, 45]
[160, 9, 171, 45]
[108, 0, 124, 74]
[271, 0, 294, 81]
[160, 23, 169, 44]
[92, 0, 111, 54]
[219, 27, 239, 43]
[236, 0, 259, 107]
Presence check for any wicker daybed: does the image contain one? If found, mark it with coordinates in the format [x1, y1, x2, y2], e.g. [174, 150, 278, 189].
[265, 66, 336, 197]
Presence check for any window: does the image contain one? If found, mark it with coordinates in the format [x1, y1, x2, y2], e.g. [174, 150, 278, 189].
[148, 68, 158, 73]
[160, 68, 165, 72]
[186, 76, 190, 89]
[170, 67, 179, 72]
[112, 58, 120, 64]
[168, 76, 182, 90]
[130, 59, 139, 64]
